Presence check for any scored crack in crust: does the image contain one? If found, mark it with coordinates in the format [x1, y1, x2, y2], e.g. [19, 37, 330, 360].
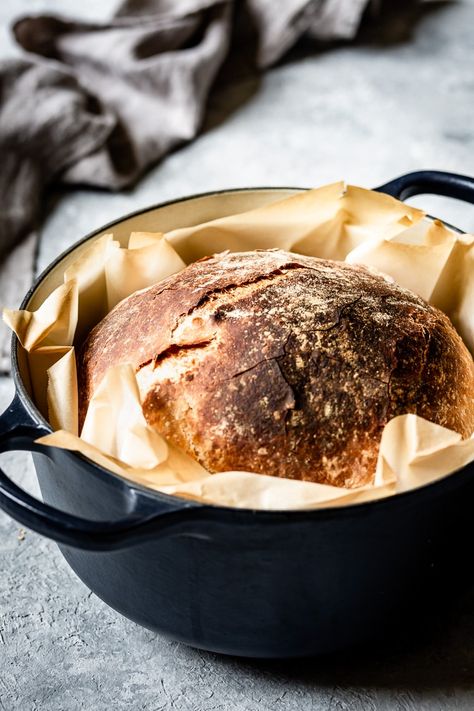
[78, 249, 474, 488]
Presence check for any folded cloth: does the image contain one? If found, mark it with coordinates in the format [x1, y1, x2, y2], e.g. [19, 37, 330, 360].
[0, 0, 373, 260]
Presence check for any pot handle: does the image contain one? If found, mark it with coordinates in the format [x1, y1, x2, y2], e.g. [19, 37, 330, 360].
[375, 170, 474, 203]
[0, 394, 208, 551]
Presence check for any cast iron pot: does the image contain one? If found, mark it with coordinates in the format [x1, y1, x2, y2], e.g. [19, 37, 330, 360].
[1, 170, 474, 658]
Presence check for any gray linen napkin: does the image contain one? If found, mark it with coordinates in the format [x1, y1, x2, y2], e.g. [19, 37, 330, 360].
[0, 0, 371, 260]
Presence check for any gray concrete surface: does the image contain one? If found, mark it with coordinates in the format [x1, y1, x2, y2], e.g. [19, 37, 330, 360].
[1, 1, 474, 709]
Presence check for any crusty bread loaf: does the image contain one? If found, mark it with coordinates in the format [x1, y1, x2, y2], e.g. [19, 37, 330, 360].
[78, 249, 474, 487]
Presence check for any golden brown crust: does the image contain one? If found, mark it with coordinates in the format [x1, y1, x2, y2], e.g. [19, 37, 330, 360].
[78, 250, 474, 487]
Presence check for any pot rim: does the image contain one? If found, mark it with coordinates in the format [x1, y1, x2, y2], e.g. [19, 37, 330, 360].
[10, 186, 470, 518]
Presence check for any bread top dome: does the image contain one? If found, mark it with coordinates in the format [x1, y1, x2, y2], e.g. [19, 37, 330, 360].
[78, 249, 474, 487]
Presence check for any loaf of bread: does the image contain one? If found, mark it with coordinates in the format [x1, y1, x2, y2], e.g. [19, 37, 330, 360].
[78, 249, 474, 488]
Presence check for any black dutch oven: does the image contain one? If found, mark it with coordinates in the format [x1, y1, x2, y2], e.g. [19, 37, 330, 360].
[1, 170, 474, 658]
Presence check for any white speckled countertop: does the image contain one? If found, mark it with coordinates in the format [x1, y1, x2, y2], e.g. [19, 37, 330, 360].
[1, 1, 474, 708]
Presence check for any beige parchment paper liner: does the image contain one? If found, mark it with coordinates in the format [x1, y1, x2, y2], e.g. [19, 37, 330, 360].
[4, 182, 474, 509]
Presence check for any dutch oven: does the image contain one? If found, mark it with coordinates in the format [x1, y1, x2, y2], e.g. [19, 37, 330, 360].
[1, 170, 473, 658]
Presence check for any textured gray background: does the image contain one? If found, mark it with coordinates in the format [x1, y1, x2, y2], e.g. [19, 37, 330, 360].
[1, 1, 474, 709]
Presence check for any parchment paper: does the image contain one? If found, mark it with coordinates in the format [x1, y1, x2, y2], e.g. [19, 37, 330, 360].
[4, 184, 474, 509]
